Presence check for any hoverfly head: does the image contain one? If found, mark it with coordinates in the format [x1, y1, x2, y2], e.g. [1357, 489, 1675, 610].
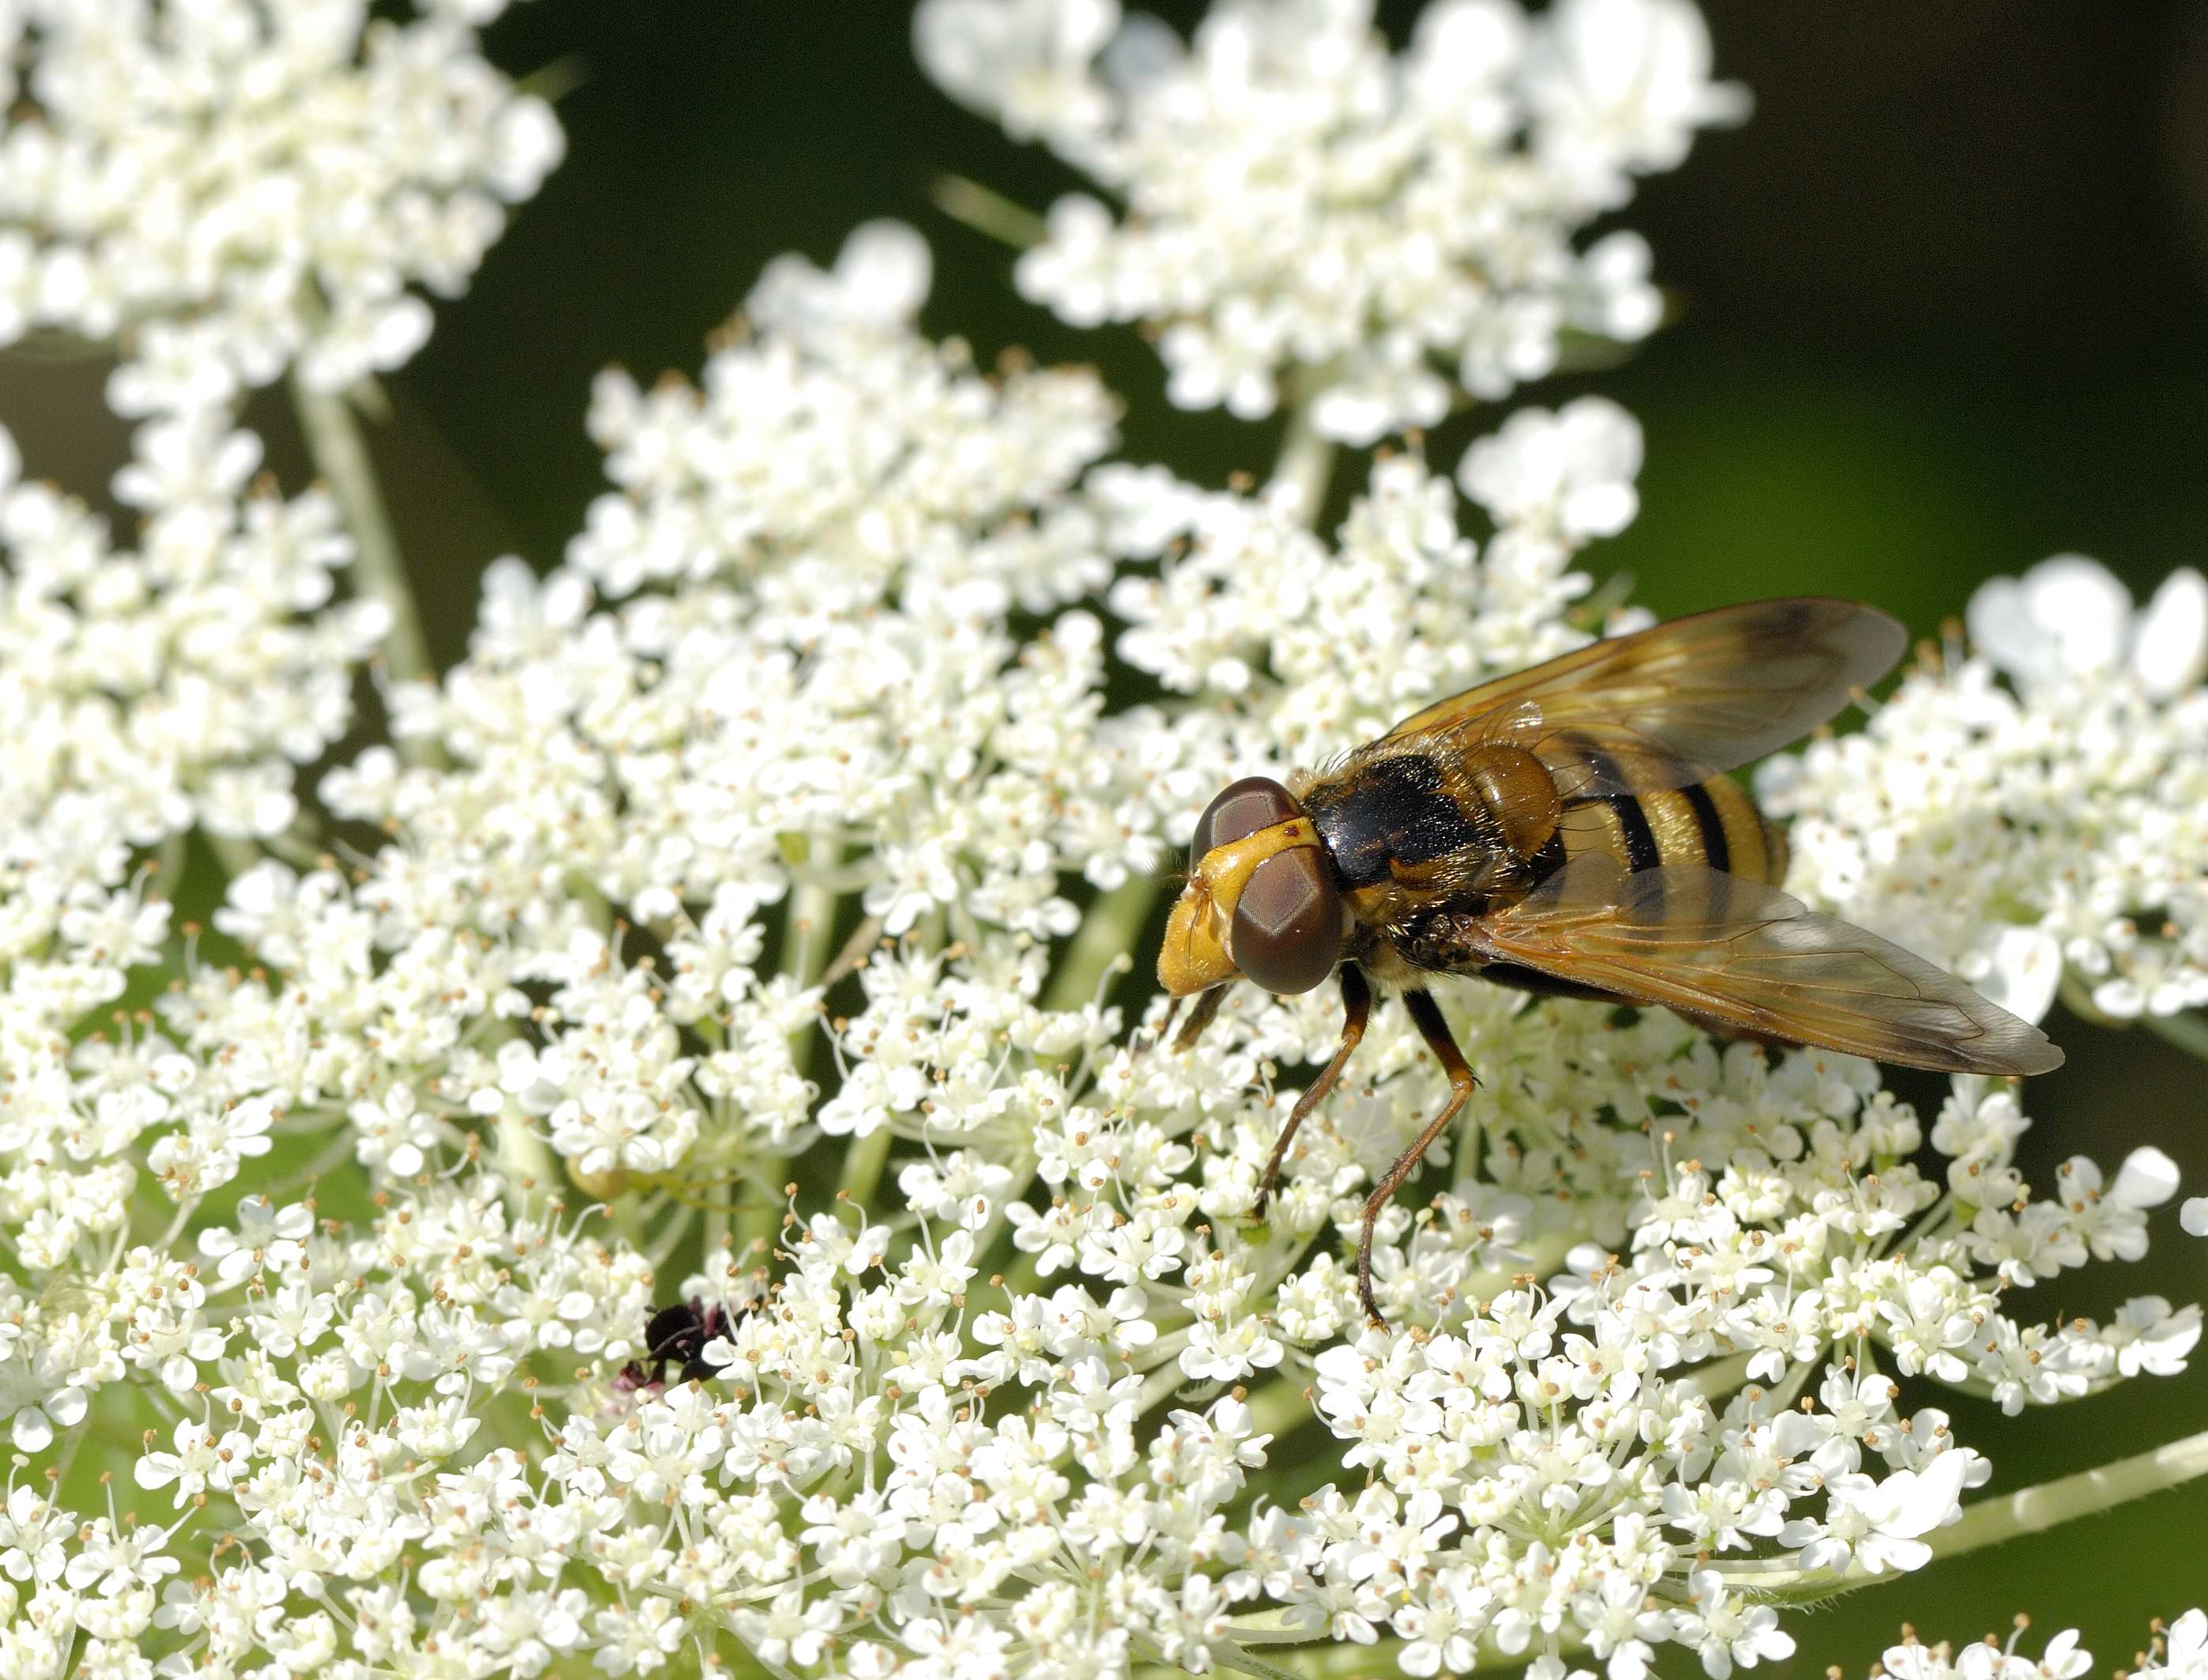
[1158, 776, 1343, 999]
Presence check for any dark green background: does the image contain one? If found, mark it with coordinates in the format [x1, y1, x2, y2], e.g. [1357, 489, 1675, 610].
[11, 0, 2208, 1670]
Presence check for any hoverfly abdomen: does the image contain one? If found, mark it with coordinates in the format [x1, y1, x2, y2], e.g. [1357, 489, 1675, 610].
[1559, 770, 1783, 888]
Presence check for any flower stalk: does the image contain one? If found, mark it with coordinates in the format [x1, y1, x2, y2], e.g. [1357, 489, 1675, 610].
[1271, 379, 1338, 528]
[929, 172, 1051, 250]
[1044, 874, 1156, 1014]
[289, 372, 444, 764]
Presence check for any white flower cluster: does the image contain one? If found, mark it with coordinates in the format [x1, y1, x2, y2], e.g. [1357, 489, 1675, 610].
[0, 1, 2200, 1676]
[0, 409, 386, 1004]
[1761, 557, 2208, 1026]
[1874, 1610, 2208, 1680]
[917, 0, 1745, 441]
[0, 252, 2195, 1675]
[1108, 394, 1641, 783]
[0, 0, 563, 415]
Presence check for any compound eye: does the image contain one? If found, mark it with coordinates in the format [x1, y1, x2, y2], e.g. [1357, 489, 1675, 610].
[1191, 776, 1301, 871]
[1232, 848, 1342, 995]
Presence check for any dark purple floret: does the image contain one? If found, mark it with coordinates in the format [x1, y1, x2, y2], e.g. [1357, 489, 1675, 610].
[617, 1298, 733, 1390]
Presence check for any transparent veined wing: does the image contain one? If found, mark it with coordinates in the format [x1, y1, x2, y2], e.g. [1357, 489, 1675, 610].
[1385, 598, 1908, 799]
[1470, 855, 2063, 1076]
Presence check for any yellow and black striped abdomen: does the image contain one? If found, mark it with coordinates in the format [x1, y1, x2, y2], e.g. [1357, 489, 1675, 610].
[1556, 774, 1787, 886]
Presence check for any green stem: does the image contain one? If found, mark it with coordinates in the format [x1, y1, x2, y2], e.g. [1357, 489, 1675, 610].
[2057, 972, 2119, 1028]
[1217, 1614, 1552, 1675]
[492, 1095, 560, 1215]
[474, 1017, 560, 1219]
[289, 372, 443, 764]
[735, 865, 841, 1256]
[1044, 874, 1158, 1014]
[204, 831, 264, 883]
[1269, 387, 1337, 528]
[783, 875, 839, 991]
[702, 1194, 731, 1270]
[781, 868, 839, 1099]
[836, 1124, 895, 1211]
[1682, 1350, 1757, 1403]
[256, 1129, 360, 1199]
[262, 826, 326, 870]
[1201, 1641, 1305, 1680]
[45, 1417, 90, 1500]
[1717, 1425, 2208, 1603]
[1243, 1371, 1319, 1443]
[2142, 1008, 2208, 1062]
[515, 52, 589, 105]
[155, 832, 187, 895]
[930, 173, 1051, 251]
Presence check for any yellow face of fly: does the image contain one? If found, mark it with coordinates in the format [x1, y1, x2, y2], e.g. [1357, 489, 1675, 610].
[1157, 818, 1326, 996]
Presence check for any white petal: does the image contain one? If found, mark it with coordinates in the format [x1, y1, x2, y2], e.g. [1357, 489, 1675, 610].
[9, 1408, 52, 1452]
[1879, 1448, 1969, 1539]
[1056, 0, 1123, 61]
[1557, 395, 1645, 485]
[2110, 1145, 2180, 1210]
[2131, 568, 2208, 697]
[914, 0, 1019, 112]
[836, 221, 934, 324]
[1968, 555, 2131, 688]
[1972, 927, 2062, 1025]
[1411, 0, 1526, 94]
[1099, 11, 1181, 92]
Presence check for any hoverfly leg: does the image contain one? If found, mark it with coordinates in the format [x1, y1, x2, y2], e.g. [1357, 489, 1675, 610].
[1357, 987, 1478, 1327]
[1171, 984, 1227, 1052]
[1253, 965, 1370, 1219]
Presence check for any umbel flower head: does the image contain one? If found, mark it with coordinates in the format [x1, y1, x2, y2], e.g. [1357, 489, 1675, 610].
[918, 0, 1746, 441]
[0, 0, 562, 415]
[0, 2, 2200, 1678]
[1763, 557, 2208, 1028]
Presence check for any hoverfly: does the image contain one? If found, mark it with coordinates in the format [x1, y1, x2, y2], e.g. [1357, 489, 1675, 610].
[1157, 598, 2062, 1325]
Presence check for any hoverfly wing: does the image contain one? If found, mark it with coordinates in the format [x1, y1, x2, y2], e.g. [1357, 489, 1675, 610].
[1383, 598, 1908, 798]
[1475, 855, 2063, 1076]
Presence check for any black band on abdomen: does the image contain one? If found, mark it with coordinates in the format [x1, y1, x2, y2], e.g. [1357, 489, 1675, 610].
[1602, 793, 1660, 874]
[1680, 781, 1730, 874]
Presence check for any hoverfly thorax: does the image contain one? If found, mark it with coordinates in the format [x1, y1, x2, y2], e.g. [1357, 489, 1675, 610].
[1161, 776, 1346, 999]
[1463, 743, 1561, 861]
